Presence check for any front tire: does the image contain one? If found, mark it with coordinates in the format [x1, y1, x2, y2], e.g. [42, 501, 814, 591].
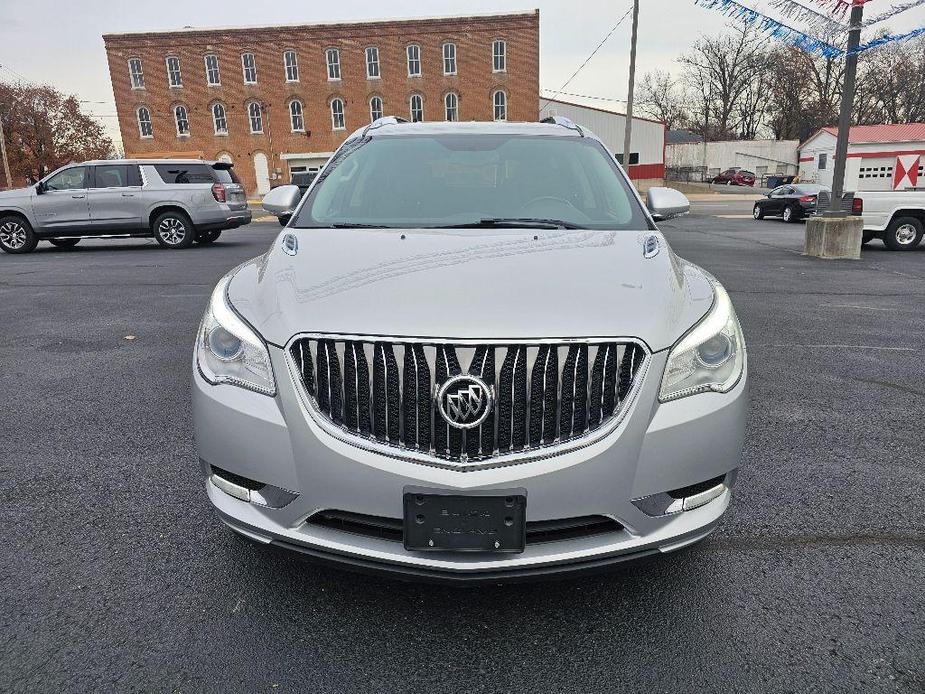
[196, 230, 222, 244]
[153, 211, 195, 249]
[782, 205, 799, 223]
[49, 238, 81, 248]
[0, 215, 38, 254]
[753, 204, 765, 220]
[883, 216, 923, 251]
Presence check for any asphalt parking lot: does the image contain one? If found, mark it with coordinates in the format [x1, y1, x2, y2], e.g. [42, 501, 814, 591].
[2, 205, 923, 693]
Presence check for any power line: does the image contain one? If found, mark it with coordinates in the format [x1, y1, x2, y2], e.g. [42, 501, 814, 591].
[542, 89, 628, 103]
[0, 62, 32, 84]
[540, 4, 635, 110]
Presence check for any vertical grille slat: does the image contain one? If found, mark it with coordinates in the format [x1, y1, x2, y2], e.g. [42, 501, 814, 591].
[372, 342, 400, 442]
[343, 342, 370, 435]
[315, 340, 343, 423]
[433, 345, 463, 458]
[529, 345, 559, 446]
[467, 345, 496, 458]
[290, 337, 645, 465]
[402, 344, 431, 450]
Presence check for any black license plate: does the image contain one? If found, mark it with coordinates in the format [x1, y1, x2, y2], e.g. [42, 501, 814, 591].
[403, 489, 526, 553]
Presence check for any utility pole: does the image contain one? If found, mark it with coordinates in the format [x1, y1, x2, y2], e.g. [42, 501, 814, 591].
[826, 2, 864, 215]
[622, 0, 640, 171]
[0, 105, 11, 190]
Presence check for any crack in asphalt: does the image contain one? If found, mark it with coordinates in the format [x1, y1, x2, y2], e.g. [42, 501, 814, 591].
[852, 377, 925, 398]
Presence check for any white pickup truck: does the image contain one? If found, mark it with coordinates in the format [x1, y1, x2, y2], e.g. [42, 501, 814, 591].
[853, 190, 925, 250]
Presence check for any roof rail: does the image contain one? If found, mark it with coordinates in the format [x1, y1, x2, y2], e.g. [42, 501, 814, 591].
[362, 115, 410, 138]
[540, 115, 584, 137]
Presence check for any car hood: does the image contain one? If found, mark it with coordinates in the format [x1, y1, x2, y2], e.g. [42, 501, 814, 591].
[0, 185, 32, 200]
[226, 228, 715, 352]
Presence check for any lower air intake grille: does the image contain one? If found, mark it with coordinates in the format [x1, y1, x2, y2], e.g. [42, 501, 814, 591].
[308, 510, 623, 545]
[290, 337, 647, 467]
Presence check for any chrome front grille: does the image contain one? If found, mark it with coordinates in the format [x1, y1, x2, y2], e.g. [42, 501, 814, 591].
[288, 336, 648, 468]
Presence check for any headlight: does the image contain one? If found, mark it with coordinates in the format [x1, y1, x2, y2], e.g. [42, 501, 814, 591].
[196, 274, 276, 396]
[659, 282, 744, 402]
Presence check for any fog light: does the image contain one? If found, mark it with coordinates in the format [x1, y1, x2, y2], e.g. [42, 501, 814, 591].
[632, 474, 730, 517]
[209, 465, 299, 508]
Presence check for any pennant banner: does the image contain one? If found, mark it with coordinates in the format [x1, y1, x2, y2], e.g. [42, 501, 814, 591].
[693, 0, 844, 56]
[769, 0, 846, 32]
[852, 25, 925, 51]
[864, 0, 925, 25]
[694, 0, 925, 57]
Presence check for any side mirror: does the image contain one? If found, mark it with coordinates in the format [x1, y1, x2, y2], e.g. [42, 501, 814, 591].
[278, 214, 292, 227]
[646, 187, 690, 221]
[262, 184, 301, 218]
[35, 182, 45, 195]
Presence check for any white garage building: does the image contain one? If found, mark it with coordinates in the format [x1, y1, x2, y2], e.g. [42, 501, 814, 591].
[539, 98, 666, 188]
[798, 123, 925, 191]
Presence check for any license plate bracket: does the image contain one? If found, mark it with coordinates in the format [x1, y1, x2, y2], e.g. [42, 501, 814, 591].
[402, 488, 526, 553]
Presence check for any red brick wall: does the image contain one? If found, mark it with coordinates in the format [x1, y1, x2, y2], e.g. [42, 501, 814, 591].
[104, 12, 540, 196]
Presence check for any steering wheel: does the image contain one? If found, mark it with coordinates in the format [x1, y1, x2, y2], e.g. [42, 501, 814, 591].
[519, 195, 578, 213]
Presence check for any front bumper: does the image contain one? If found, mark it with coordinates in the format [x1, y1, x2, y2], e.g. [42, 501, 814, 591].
[193, 347, 747, 581]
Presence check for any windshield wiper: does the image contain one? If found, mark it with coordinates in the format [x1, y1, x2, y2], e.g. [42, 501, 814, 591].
[434, 218, 585, 230]
[321, 222, 393, 228]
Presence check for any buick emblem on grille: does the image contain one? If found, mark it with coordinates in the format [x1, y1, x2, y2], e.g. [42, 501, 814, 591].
[436, 375, 493, 429]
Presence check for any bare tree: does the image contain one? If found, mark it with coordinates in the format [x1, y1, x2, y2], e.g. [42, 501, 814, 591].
[637, 70, 687, 130]
[858, 35, 925, 124]
[677, 21, 769, 140]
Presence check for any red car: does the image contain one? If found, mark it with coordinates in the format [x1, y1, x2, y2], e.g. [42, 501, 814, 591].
[712, 168, 756, 187]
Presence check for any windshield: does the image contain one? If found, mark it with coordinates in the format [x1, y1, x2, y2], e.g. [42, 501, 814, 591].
[291, 134, 650, 230]
[794, 184, 828, 195]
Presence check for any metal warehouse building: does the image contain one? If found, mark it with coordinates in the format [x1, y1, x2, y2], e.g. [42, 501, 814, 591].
[799, 123, 925, 192]
[539, 98, 665, 188]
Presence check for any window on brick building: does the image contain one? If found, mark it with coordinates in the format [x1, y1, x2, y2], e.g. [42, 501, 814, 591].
[248, 102, 263, 133]
[410, 94, 424, 122]
[406, 44, 422, 77]
[493, 90, 507, 121]
[174, 104, 190, 136]
[137, 106, 153, 137]
[330, 98, 345, 130]
[241, 52, 257, 83]
[284, 51, 299, 82]
[369, 96, 383, 122]
[166, 56, 182, 87]
[212, 103, 228, 134]
[204, 54, 220, 85]
[326, 48, 341, 80]
[493, 40, 507, 72]
[289, 100, 304, 132]
[366, 47, 380, 79]
[444, 92, 458, 121]
[128, 58, 145, 89]
[443, 43, 457, 75]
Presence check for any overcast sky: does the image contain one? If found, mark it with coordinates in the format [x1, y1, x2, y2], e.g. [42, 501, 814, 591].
[1, 0, 923, 150]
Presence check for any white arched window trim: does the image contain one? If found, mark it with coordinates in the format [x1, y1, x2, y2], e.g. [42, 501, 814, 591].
[289, 99, 305, 132]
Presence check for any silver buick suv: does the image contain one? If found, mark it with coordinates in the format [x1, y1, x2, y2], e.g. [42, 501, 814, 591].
[192, 117, 747, 582]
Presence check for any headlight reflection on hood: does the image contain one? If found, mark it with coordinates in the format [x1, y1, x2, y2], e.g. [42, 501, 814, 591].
[659, 282, 745, 402]
[196, 274, 276, 396]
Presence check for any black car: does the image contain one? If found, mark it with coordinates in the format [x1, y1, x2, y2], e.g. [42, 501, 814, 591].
[290, 171, 317, 196]
[753, 184, 830, 223]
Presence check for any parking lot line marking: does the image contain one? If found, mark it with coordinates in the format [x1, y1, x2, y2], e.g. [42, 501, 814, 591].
[715, 214, 756, 219]
[752, 343, 916, 352]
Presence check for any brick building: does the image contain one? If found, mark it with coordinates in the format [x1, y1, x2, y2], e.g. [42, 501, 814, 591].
[103, 11, 540, 196]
